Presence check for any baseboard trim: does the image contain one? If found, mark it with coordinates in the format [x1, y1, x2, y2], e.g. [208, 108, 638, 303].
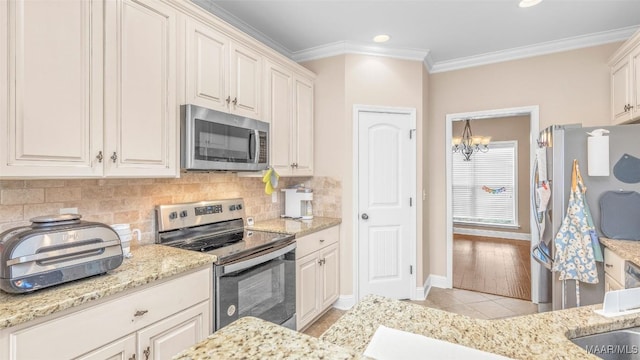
[333, 295, 356, 310]
[453, 227, 531, 241]
[428, 274, 450, 289]
[414, 277, 430, 300]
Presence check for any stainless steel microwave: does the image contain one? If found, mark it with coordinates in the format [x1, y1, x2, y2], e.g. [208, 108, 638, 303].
[181, 105, 269, 171]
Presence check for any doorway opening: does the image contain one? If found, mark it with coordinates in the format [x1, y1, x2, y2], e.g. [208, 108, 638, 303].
[446, 106, 542, 303]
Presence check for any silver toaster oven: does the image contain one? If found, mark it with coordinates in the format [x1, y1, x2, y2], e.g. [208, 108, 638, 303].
[0, 214, 123, 293]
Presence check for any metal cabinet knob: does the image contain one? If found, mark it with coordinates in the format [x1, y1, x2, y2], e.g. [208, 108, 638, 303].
[143, 346, 150, 360]
[232, 97, 238, 106]
[605, 263, 613, 268]
[226, 96, 231, 104]
[96, 151, 103, 163]
[110, 152, 118, 163]
[361, 213, 369, 220]
[128, 354, 136, 360]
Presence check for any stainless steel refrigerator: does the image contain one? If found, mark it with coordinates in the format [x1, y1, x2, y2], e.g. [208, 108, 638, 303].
[533, 123, 640, 310]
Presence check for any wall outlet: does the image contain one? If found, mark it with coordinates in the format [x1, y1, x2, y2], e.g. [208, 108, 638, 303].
[272, 192, 278, 203]
[60, 207, 78, 214]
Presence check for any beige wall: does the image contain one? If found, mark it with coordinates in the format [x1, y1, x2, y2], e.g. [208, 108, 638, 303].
[428, 42, 621, 277]
[452, 115, 530, 234]
[303, 54, 426, 297]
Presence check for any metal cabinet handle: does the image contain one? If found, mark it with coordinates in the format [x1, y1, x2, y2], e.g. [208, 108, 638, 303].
[96, 151, 103, 163]
[143, 347, 150, 360]
[318, 258, 325, 265]
[361, 213, 369, 220]
[605, 263, 613, 268]
[128, 354, 136, 360]
[319, 239, 325, 243]
[134, 309, 148, 317]
[291, 162, 298, 168]
[232, 97, 238, 106]
[110, 152, 118, 163]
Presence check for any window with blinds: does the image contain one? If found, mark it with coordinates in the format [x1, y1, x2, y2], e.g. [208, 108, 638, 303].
[452, 140, 518, 227]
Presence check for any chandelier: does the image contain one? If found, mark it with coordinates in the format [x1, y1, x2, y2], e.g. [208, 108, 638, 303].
[452, 119, 491, 161]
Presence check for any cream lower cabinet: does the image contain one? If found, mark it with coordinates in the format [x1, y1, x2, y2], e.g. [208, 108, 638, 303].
[604, 247, 625, 292]
[296, 226, 339, 330]
[0, 267, 211, 360]
[0, 0, 179, 179]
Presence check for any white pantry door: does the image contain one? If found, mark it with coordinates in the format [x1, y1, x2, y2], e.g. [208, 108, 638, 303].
[357, 108, 415, 300]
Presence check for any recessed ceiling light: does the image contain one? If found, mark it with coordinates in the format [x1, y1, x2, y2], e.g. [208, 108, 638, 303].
[519, 0, 542, 8]
[373, 34, 390, 43]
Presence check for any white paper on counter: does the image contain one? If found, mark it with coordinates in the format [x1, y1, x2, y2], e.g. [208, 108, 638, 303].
[363, 325, 513, 360]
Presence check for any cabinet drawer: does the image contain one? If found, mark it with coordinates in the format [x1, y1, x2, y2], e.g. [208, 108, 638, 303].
[605, 273, 624, 292]
[604, 247, 626, 285]
[9, 267, 211, 360]
[296, 226, 339, 259]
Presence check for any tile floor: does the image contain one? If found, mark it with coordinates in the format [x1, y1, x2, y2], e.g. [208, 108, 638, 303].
[302, 288, 541, 337]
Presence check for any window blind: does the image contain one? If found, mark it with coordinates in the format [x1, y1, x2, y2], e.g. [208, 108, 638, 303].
[452, 141, 517, 226]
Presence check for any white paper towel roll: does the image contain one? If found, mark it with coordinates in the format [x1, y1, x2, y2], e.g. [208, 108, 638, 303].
[588, 135, 609, 176]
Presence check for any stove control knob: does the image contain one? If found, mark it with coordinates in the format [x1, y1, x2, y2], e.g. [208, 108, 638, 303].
[237, 204, 243, 210]
[179, 210, 188, 218]
[169, 212, 178, 220]
[229, 205, 236, 211]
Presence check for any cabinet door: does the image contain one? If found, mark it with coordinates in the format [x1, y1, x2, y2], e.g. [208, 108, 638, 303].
[229, 42, 262, 120]
[296, 252, 320, 330]
[265, 61, 294, 176]
[75, 334, 136, 360]
[185, 18, 229, 113]
[631, 47, 640, 119]
[104, 0, 178, 177]
[1, 0, 103, 178]
[137, 301, 209, 360]
[611, 56, 631, 124]
[293, 76, 314, 176]
[320, 243, 340, 310]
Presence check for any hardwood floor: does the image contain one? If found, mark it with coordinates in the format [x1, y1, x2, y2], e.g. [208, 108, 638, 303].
[453, 234, 531, 300]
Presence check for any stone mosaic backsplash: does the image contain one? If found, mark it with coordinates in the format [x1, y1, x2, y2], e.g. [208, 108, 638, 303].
[0, 173, 341, 245]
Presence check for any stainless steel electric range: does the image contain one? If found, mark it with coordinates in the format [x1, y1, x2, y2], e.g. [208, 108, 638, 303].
[155, 199, 296, 331]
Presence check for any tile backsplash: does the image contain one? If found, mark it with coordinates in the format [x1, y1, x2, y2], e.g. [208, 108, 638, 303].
[0, 173, 341, 245]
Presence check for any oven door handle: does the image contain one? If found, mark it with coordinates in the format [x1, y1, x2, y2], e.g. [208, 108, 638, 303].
[218, 242, 296, 275]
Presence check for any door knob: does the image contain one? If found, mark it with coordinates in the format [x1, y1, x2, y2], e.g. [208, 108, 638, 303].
[361, 213, 369, 220]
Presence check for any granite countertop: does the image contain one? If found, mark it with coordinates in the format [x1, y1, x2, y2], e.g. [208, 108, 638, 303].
[322, 295, 640, 360]
[0, 244, 216, 330]
[173, 293, 640, 360]
[249, 216, 341, 238]
[174, 317, 362, 360]
[600, 237, 640, 267]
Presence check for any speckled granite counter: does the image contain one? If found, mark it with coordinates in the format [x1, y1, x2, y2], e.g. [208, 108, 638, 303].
[0, 245, 215, 329]
[600, 237, 640, 267]
[322, 295, 640, 360]
[174, 317, 361, 360]
[249, 217, 341, 238]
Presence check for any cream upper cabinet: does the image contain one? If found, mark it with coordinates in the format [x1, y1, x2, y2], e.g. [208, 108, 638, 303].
[0, 0, 179, 178]
[0, 0, 104, 178]
[293, 75, 314, 176]
[103, 0, 179, 177]
[610, 30, 640, 125]
[185, 19, 262, 120]
[185, 18, 229, 113]
[266, 64, 314, 177]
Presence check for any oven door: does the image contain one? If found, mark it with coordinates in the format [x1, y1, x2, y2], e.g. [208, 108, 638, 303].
[215, 242, 296, 330]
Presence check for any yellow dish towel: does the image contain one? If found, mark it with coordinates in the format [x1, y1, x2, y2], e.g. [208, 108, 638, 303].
[262, 167, 279, 195]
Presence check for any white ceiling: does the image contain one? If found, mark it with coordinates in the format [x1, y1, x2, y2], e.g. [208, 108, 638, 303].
[192, 0, 640, 72]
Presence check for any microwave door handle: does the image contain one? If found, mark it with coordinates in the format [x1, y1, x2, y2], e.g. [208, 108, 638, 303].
[253, 129, 260, 163]
[248, 130, 256, 162]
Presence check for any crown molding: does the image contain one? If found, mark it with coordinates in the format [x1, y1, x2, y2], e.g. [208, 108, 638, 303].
[429, 25, 640, 73]
[292, 40, 430, 63]
[191, 0, 294, 59]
